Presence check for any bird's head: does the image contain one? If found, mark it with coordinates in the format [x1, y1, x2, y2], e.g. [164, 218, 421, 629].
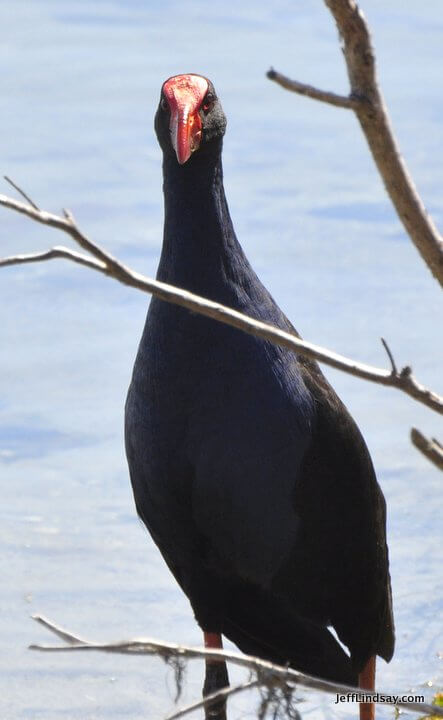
[155, 74, 227, 165]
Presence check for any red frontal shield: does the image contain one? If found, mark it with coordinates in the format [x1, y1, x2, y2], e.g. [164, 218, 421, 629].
[162, 74, 208, 164]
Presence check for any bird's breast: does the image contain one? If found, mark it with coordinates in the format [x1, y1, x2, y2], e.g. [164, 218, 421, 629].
[127, 296, 316, 586]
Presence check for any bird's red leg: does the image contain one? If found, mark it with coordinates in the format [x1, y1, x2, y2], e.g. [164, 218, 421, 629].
[203, 632, 229, 720]
[204, 632, 223, 651]
[359, 655, 376, 720]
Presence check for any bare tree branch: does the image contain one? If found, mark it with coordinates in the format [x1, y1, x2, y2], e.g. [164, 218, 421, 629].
[29, 615, 443, 717]
[380, 338, 398, 376]
[32, 614, 92, 645]
[165, 680, 260, 720]
[4, 175, 40, 210]
[267, 0, 443, 287]
[0, 246, 106, 273]
[266, 68, 359, 109]
[410, 428, 443, 471]
[0, 193, 120, 269]
[1, 190, 442, 416]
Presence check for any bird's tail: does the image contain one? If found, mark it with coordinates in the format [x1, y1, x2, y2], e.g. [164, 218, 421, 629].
[222, 583, 357, 685]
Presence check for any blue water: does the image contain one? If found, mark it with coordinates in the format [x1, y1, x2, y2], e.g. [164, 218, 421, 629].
[1, 1, 442, 718]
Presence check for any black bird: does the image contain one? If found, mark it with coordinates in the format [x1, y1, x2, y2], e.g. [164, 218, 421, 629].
[125, 74, 394, 719]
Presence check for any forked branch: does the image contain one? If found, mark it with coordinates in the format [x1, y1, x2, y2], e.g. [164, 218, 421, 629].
[30, 615, 443, 718]
[1, 190, 442, 416]
[267, 0, 443, 286]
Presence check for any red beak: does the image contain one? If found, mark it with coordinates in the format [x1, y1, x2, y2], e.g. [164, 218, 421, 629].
[170, 109, 202, 165]
[162, 75, 208, 164]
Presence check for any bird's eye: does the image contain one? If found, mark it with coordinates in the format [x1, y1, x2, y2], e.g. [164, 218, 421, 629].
[202, 93, 215, 114]
[160, 97, 169, 111]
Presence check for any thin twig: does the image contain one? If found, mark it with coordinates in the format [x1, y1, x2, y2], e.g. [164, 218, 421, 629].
[29, 615, 443, 717]
[165, 680, 260, 720]
[0, 193, 121, 270]
[381, 338, 398, 376]
[0, 247, 106, 273]
[267, 68, 359, 110]
[32, 614, 91, 646]
[4, 175, 40, 210]
[1, 191, 442, 416]
[410, 428, 443, 471]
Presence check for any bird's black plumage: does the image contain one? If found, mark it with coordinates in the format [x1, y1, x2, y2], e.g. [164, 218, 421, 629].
[125, 74, 394, 685]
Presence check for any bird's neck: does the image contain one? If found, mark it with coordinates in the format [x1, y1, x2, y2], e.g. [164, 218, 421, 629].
[158, 147, 251, 300]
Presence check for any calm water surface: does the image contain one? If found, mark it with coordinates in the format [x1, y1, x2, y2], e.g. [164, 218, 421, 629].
[1, 1, 442, 718]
